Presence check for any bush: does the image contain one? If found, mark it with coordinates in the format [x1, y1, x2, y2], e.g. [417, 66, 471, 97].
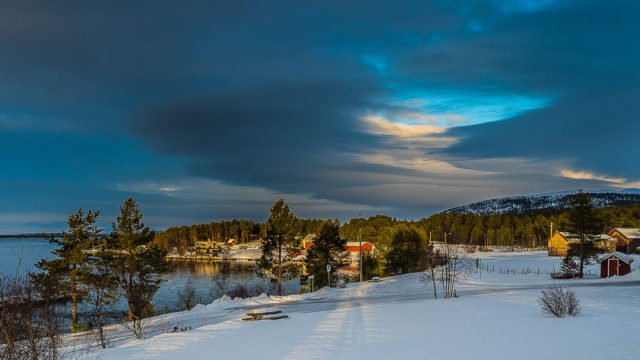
[228, 283, 266, 299]
[538, 285, 581, 318]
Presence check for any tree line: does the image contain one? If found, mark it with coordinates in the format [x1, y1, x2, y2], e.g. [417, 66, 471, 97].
[152, 218, 336, 254]
[153, 203, 640, 257]
[341, 204, 640, 253]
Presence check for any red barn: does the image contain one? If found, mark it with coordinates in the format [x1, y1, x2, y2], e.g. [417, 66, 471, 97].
[598, 252, 633, 278]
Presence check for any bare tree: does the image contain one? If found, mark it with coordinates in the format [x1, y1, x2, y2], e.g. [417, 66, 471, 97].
[82, 253, 118, 349]
[177, 279, 197, 311]
[211, 261, 232, 299]
[0, 274, 63, 360]
[421, 245, 441, 299]
[439, 243, 469, 298]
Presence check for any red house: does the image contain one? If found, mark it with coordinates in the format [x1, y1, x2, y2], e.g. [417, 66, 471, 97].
[598, 252, 633, 278]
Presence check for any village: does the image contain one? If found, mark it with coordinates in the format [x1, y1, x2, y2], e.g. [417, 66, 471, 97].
[93, 237, 640, 360]
[548, 227, 639, 277]
[165, 225, 640, 281]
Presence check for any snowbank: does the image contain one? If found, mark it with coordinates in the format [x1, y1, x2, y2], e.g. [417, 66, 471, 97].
[84, 252, 640, 360]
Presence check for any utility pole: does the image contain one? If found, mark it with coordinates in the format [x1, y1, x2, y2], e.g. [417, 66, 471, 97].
[550, 222, 553, 239]
[358, 227, 363, 282]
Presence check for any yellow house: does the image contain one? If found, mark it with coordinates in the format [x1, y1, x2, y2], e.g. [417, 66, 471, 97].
[548, 231, 616, 256]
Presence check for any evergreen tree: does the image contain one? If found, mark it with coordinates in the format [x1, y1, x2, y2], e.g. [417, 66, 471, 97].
[34, 209, 101, 330]
[257, 199, 298, 295]
[386, 226, 427, 274]
[109, 198, 169, 339]
[567, 189, 604, 278]
[305, 223, 348, 288]
[360, 252, 384, 280]
[559, 253, 574, 277]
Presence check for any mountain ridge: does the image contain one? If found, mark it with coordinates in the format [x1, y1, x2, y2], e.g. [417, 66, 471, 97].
[444, 189, 640, 216]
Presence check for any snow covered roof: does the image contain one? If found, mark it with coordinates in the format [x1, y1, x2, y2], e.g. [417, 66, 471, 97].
[598, 252, 633, 264]
[609, 228, 640, 239]
[557, 232, 616, 242]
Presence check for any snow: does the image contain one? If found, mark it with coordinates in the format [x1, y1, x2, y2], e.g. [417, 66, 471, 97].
[445, 191, 640, 215]
[598, 251, 634, 264]
[610, 227, 640, 239]
[70, 252, 640, 360]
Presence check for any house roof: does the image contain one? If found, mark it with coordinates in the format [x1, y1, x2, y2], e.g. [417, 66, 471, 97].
[345, 242, 374, 253]
[345, 241, 373, 247]
[609, 228, 640, 239]
[598, 251, 634, 264]
[557, 232, 616, 242]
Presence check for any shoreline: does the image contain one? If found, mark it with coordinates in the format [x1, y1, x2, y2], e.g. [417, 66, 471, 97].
[164, 255, 259, 263]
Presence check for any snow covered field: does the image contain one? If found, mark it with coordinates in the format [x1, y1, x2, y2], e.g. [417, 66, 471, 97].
[71, 252, 640, 360]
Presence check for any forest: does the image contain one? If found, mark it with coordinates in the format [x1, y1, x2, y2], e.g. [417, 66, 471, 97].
[152, 203, 640, 255]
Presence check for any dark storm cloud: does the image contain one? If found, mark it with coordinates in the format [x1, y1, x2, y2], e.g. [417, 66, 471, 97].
[0, 0, 459, 110]
[405, 0, 640, 179]
[446, 90, 640, 179]
[133, 80, 413, 193]
[407, 0, 640, 90]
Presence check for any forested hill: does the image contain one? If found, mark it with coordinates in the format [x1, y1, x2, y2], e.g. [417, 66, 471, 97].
[444, 192, 640, 216]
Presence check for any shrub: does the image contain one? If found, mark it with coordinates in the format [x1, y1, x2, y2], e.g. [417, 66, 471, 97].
[538, 285, 581, 318]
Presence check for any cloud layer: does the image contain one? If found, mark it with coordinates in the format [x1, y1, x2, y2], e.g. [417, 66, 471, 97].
[1, 0, 638, 231]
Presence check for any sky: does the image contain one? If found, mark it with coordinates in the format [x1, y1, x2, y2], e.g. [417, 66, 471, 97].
[1, 0, 639, 233]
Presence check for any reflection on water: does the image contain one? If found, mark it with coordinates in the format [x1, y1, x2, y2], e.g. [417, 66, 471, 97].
[156, 260, 299, 310]
[0, 239, 299, 312]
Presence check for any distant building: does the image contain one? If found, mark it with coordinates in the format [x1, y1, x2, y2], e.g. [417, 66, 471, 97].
[345, 242, 375, 254]
[598, 252, 633, 278]
[345, 242, 375, 262]
[226, 239, 237, 246]
[302, 236, 374, 264]
[301, 234, 317, 250]
[547, 231, 616, 256]
[607, 228, 640, 254]
[194, 241, 221, 256]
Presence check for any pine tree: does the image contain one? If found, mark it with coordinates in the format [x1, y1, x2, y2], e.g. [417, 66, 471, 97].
[109, 198, 169, 339]
[34, 209, 101, 330]
[305, 223, 348, 288]
[559, 253, 574, 277]
[567, 189, 604, 278]
[257, 199, 298, 295]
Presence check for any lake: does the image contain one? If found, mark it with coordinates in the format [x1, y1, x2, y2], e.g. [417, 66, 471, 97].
[0, 238, 299, 313]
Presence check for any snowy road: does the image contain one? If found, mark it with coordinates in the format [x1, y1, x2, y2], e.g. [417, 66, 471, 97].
[227, 278, 640, 315]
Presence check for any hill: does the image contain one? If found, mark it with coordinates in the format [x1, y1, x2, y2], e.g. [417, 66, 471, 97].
[444, 190, 640, 216]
